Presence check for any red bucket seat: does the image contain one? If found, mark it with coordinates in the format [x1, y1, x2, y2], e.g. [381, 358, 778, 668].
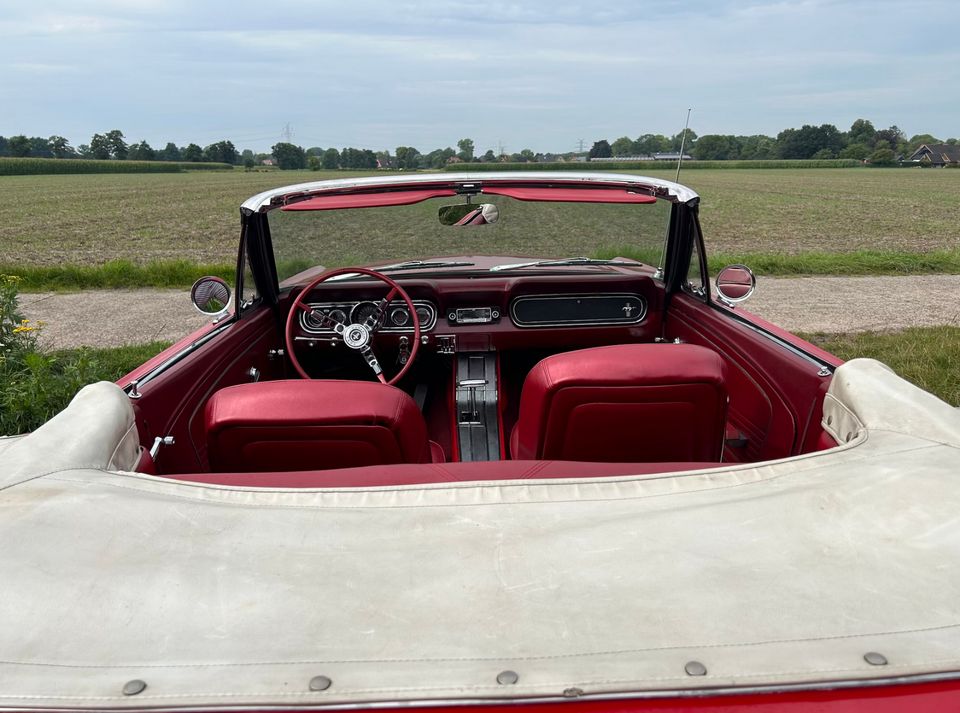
[510, 344, 728, 463]
[206, 380, 443, 472]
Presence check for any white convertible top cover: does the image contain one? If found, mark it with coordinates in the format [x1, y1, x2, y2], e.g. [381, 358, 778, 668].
[1, 359, 960, 709]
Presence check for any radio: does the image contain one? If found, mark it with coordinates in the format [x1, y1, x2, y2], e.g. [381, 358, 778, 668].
[447, 307, 501, 325]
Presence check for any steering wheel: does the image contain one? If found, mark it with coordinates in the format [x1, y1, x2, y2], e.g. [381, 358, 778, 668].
[285, 267, 420, 385]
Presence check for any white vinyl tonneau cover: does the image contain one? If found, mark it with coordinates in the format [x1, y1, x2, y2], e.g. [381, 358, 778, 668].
[1, 359, 960, 709]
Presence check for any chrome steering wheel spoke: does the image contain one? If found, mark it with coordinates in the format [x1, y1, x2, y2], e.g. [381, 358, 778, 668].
[360, 345, 386, 383]
[364, 288, 397, 332]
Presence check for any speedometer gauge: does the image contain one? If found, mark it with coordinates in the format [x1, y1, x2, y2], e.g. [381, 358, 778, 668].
[350, 301, 382, 327]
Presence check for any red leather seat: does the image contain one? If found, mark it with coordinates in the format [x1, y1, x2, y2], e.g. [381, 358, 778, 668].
[205, 380, 443, 472]
[511, 344, 728, 462]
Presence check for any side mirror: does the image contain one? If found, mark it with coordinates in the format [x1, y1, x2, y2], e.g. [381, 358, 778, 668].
[715, 265, 756, 305]
[438, 203, 500, 226]
[190, 276, 232, 316]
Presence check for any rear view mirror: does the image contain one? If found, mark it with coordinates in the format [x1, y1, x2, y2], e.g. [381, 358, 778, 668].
[190, 276, 232, 316]
[438, 203, 499, 226]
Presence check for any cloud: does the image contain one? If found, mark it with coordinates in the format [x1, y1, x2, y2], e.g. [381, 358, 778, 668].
[1, 0, 958, 150]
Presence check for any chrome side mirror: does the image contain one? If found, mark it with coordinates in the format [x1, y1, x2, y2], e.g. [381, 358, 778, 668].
[438, 203, 500, 226]
[190, 276, 232, 316]
[715, 265, 756, 305]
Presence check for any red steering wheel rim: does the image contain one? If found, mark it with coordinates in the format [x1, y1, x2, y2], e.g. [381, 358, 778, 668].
[284, 267, 421, 386]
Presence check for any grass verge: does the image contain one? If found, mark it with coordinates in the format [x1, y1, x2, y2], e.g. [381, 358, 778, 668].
[2, 260, 235, 291]
[802, 327, 960, 406]
[7, 248, 960, 291]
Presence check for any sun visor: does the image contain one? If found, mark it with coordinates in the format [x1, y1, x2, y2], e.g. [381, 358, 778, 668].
[481, 186, 657, 203]
[281, 189, 457, 211]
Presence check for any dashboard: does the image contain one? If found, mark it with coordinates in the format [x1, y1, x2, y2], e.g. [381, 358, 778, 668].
[292, 273, 662, 351]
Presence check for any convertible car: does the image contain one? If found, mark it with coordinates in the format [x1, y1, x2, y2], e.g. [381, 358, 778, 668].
[3, 172, 960, 712]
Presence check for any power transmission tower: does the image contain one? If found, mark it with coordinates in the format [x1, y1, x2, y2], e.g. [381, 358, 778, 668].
[281, 123, 294, 142]
[577, 139, 585, 153]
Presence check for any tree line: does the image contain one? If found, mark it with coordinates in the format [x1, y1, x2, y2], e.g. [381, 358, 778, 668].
[0, 130, 242, 165]
[2, 119, 956, 170]
[593, 120, 957, 165]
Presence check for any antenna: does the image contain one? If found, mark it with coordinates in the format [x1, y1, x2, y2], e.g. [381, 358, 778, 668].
[675, 108, 692, 182]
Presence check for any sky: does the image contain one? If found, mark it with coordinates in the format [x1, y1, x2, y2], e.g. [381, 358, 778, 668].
[1, 0, 958, 155]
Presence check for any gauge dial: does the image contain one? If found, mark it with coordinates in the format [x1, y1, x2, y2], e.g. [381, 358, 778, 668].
[415, 306, 431, 326]
[350, 301, 382, 327]
[328, 308, 348, 324]
[389, 307, 410, 327]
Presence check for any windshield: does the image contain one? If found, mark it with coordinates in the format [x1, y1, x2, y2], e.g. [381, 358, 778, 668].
[267, 193, 672, 284]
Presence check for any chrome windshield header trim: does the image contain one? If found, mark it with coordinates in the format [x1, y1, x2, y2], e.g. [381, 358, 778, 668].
[241, 172, 699, 213]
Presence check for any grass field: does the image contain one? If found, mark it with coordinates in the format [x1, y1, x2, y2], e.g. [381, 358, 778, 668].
[1, 169, 958, 270]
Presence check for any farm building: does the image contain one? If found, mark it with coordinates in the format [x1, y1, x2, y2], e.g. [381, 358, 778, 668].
[903, 144, 960, 167]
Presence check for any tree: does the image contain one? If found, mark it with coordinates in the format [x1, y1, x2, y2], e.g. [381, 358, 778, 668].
[776, 124, 843, 159]
[874, 125, 906, 152]
[76, 144, 91, 158]
[203, 140, 239, 164]
[610, 136, 634, 156]
[847, 119, 876, 148]
[423, 147, 455, 168]
[306, 146, 324, 157]
[8, 135, 30, 157]
[588, 140, 612, 159]
[511, 148, 536, 162]
[0, 136, 7, 157]
[89, 133, 111, 160]
[127, 141, 156, 161]
[671, 129, 698, 152]
[868, 147, 896, 166]
[839, 142, 870, 160]
[182, 143, 203, 162]
[271, 142, 306, 169]
[481, 149, 496, 162]
[307, 155, 322, 170]
[692, 134, 738, 160]
[456, 138, 474, 162]
[243, 156, 256, 170]
[321, 148, 340, 169]
[634, 134, 671, 155]
[104, 129, 128, 159]
[160, 143, 182, 161]
[48, 135, 75, 159]
[240, 149, 254, 165]
[27, 137, 53, 158]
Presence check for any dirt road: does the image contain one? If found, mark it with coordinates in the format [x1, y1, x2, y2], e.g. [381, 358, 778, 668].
[19, 274, 960, 350]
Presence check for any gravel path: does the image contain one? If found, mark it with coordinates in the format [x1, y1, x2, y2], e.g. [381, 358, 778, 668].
[19, 275, 960, 350]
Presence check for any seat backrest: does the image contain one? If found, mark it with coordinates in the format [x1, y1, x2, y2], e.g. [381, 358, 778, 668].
[511, 344, 728, 462]
[205, 380, 432, 472]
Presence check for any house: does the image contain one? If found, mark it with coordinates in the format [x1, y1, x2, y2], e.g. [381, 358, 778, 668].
[903, 144, 960, 167]
[260, 158, 276, 166]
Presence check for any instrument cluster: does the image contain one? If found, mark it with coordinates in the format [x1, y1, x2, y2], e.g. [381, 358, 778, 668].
[299, 300, 438, 334]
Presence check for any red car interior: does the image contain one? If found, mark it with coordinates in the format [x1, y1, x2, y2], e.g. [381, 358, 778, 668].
[509, 343, 728, 462]
[117, 180, 842, 488]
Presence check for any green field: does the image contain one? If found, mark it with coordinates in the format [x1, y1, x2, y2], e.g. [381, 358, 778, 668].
[1, 169, 958, 270]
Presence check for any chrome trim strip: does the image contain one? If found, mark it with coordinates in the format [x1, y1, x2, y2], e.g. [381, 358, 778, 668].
[299, 300, 437, 334]
[510, 293, 647, 328]
[241, 171, 698, 213]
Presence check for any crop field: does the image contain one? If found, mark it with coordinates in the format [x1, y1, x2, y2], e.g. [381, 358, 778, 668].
[1, 168, 958, 269]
